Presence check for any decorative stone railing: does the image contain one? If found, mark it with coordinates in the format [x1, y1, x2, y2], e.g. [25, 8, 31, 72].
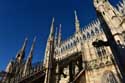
[86, 55, 113, 70]
[56, 45, 82, 61]
[8, 62, 45, 83]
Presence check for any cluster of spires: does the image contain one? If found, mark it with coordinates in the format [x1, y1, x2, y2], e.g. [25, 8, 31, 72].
[49, 10, 81, 48]
[8, 2, 122, 74]
[5, 10, 80, 75]
[23, 37, 36, 76]
[3, 1, 125, 82]
[52, 0, 125, 60]
[54, 24, 62, 47]
[55, 0, 125, 48]
[6, 37, 36, 75]
[43, 10, 81, 83]
[59, 19, 101, 51]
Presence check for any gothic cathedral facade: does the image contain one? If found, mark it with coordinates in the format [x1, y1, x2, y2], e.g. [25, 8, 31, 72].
[2, 0, 125, 83]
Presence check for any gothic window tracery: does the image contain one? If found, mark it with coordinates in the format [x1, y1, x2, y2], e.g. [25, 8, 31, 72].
[87, 32, 90, 38]
[96, 47, 102, 57]
[76, 36, 79, 43]
[96, 46, 106, 57]
[73, 40, 76, 45]
[83, 34, 86, 40]
[94, 39, 107, 57]
[91, 30, 95, 36]
[71, 42, 73, 47]
[102, 71, 118, 83]
[95, 28, 99, 34]
[102, 47, 106, 55]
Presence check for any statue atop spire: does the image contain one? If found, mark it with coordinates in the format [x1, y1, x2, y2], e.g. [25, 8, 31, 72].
[54, 27, 58, 48]
[5, 58, 14, 73]
[58, 24, 62, 47]
[21, 37, 28, 53]
[23, 37, 36, 76]
[16, 37, 28, 63]
[27, 37, 36, 59]
[43, 17, 55, 66]
[49, 17, 54, 39]
[74, 10, 80, 33]
[44, 18, 55, 83]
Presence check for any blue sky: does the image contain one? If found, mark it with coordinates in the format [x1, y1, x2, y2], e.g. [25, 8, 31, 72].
[0, 0, 121, 71]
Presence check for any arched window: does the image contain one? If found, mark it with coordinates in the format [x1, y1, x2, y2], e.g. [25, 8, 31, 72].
[76, 36, 79, 43]
[83, 34, 86, 40]
[95, 28, 99, 34]
[96, 47, 102, 57]
[96, 47, 106, 57]
[102, 71, 118, 83]
[91, 30, 95, 36]
[102, 47, 106, 55]
[73, 40, 76, 46]
[94, 39, 107, 57]
[68, 44, 70, 48]
[71, 42, 73, 47]
[87, 32, 90, 38]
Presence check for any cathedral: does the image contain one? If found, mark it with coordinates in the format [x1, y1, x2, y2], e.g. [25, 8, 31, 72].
[1, 0, 125, 83]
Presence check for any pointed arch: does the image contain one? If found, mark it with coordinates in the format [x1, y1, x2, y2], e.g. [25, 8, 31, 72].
[87, 32, 91, 38]
[67, 43, 70, 49]
[102, 70, 118, 83]
[82, 34, 86, 40]
[73, 39, 77, 46]
[95, 27, 99, 34]
[76, 36, 79, 43]
[91, 30, 95, 36]
[65, 44, 68, 50]
[70, 40, 74, 47]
